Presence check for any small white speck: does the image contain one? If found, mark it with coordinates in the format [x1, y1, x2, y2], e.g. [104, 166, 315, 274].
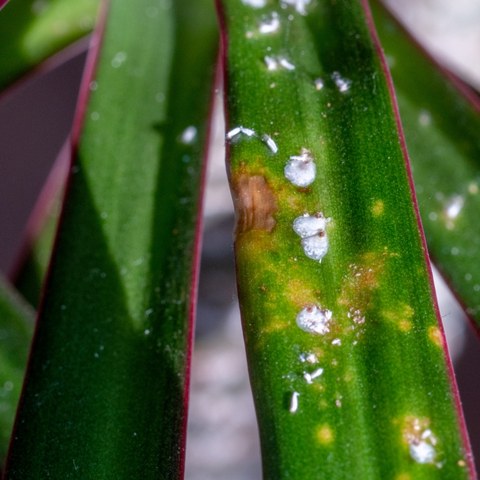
[180, 126, 197, 145]
[445, 195, 464, 220]
[285, 148, 316, 187]
[335, 398, 342, 407]
[296, 305, 332, 335]
[89, 81, 98, 91]
[242, 0, 267, 7]
[262, 134, 278, 153]
[410, 441, 436, 464]
[226, 126, 256, 140]
[264, 55, 296, 71]
[90, 111, 100, 121]
[332, 338, 341, 346]
[259, 12, 280, 34]
[332, 71, 351, 93]
[293, 213, 328, 238]
[418, 110, 432, 127]
[280, 0, 311, 15]
[301, 233, 329, 262]
[111, 51, 127, 68]
[279, 57, 295, 70]
[144, 329, 151, 336]
[314, 78, 324, 90]
[303, 367, 324, 384]
[299, 352, 318, 364]
[289, 391, 300, 413]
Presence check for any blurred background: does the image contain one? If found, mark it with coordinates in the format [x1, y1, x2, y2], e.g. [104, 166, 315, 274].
[0, 1, 479, 478]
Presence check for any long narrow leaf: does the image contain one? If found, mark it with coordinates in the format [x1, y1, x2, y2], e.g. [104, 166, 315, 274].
[3, 0, 217, 477]
[11, 142, 70, 308]
[0, 0, 99, 90]
[371, 1, 480, 329]
[0, 276, 34, 466]
[218, 0, 474, 478]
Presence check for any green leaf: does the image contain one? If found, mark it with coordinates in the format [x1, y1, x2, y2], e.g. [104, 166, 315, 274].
[3, 0, 217, 477]
[218, 0, 473, 478]
[0, 0, 99, 90]
[371, 1, 480, 328]
[0, 276, 34, 465]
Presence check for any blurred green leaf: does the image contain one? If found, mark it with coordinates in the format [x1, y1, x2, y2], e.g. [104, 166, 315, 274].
[372, 1, 480, 329]
[0, 0, 99, 90]
[0, 276, 34, 465]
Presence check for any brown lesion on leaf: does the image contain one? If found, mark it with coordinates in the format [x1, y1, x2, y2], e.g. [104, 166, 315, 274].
[231, 174, 277, 235]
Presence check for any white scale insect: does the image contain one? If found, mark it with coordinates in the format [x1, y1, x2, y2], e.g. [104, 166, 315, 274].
[292, 212, 330, 262]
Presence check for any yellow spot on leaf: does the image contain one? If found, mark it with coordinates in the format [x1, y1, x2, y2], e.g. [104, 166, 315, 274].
[315, 424, 334, 445]
[262, 315, 289, 335]
[338, 251, 391, 313]
[285, 278, 319, 308]
[383, 304, 414, 331]
[396, 474, 412, 480]
[428, 326, 444, 348]
[371, 199, 385, 217]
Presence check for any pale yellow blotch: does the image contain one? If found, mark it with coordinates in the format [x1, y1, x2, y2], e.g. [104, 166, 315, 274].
[428, 326, 444, 348]
[383, 304, 414, 331]
[458, 459, 467, 468]
[344, 370, 355, 383]
[262, 315, 289, 335]
[371, 199, 385, 217]
[468, 182, 478, 195]
[338, 250, 393, 315]
[396, 474, 412, 480]
[315, 424, 334, 445]
[285, 278, 319, 308]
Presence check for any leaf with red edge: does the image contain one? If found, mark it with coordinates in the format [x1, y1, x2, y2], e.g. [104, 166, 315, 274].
[3, 0, 218, 477]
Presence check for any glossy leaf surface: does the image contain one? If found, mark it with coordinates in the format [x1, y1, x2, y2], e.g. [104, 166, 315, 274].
[371, 1, 480, 328]
[3, 0, 217, 477]
[218, 0, 474, 478]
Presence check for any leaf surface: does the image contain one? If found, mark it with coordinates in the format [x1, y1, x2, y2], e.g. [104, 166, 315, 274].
[217, 0, 475, 478]
[371, 1, 480, 329]
[0, 276, 34, 466]
[3, 0, 217, 477]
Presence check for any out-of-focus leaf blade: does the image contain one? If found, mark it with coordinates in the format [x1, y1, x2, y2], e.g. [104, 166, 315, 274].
[0, 276, 34, 466]
[217, 0, 474, 478]
[11, 143, 70, 308]
[0, 0, 99, 90]
[371, 1, 480, 328]
[3, 0, 217, 477]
